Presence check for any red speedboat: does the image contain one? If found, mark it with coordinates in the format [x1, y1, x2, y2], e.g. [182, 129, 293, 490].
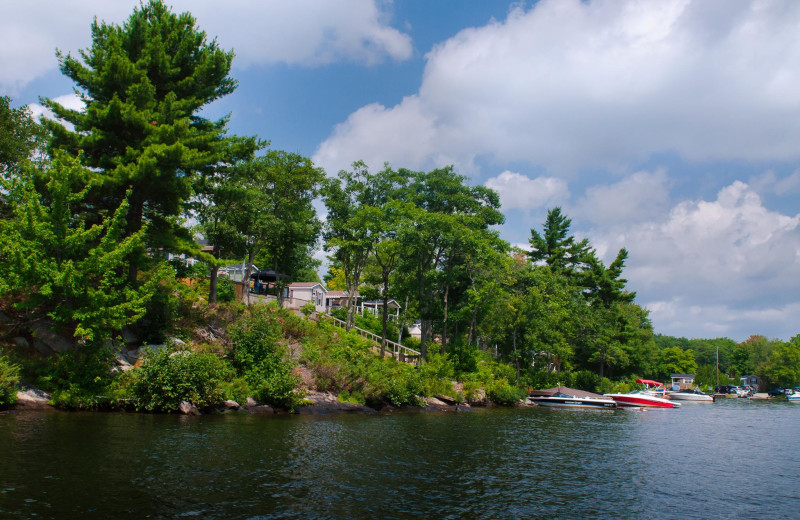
[603, 390, 680, 408]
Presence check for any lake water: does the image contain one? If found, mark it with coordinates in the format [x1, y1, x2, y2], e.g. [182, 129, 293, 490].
[1, 399, 798, 519]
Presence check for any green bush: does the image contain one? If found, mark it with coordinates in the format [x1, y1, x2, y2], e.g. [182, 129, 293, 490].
[572, 370, 600, 392]
[39, 344, 117, 409]
[216, 276, 236, 303]
[228, 306, 300, 409]
[0, 351, 20, 406]
[301, 302, 316, 317]
[221, 377, 251, 405]
[132, 347, 233, 412]
[487, 378, 525, 405]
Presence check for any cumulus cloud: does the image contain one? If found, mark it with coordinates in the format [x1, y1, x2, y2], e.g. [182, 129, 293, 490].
[314, 0, 800, 177]
[0, 0, 411, 94]
[574, 169, 672, 225]
[485, 171, 569, 212]
[591, 181, 800, 340]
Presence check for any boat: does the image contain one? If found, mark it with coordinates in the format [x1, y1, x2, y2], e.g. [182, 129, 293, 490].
[604, 390, 680, 408]
[666, 388, 714, 402]
[788, 392, 800, 403]
[636, 378, 667, 398]
[528, 392, 618, 409]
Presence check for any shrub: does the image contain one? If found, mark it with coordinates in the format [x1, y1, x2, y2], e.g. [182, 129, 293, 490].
[216, 276, 236, 303]
[228, 306, 301, 409]
[132, 347, 233, 412]
[487, 378, 525, 405]
[41, 343, 117, 409]
[221, 377, 251, 405]
[300, 303, 315, 317]
[572, 370, 600, 392]
[0, 351, 20, 406]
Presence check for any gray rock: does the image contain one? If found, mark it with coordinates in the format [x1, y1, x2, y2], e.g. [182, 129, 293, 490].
[15, 385, 52, 409]
[178, 401, 200, 415]
[467, 388, 488, 406]
[244, 397, 274, 414]
[30, 320, 74, 354]
[215, 400, 241, 412]
[121, 326, 139, 345]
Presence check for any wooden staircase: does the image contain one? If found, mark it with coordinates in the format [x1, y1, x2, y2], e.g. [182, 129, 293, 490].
[322, 315, 422, 366]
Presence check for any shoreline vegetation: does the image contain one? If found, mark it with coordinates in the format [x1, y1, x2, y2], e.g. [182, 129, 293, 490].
[2, 1, 799, 414]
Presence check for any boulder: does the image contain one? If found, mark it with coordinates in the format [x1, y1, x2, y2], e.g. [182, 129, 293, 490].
[244, 397, 275, 414]
[467, 388, 488, 406]
[178, 401, 200, 415]
[298, 391, 377, 415]
[435, 393, 458, 405]
[215, 400, 241, 412]
[30, 320, 74, 354]
[15, 385, 52, 409]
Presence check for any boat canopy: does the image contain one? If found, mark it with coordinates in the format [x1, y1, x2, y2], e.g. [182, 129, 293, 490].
[636, 379, 664, 387]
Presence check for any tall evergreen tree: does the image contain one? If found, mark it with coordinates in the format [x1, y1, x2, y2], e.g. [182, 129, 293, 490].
[528, 207, 591, 278]
[42, 0, 258, 279]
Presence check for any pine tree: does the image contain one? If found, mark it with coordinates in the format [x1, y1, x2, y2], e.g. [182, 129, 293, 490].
[42, 0, 258, 279]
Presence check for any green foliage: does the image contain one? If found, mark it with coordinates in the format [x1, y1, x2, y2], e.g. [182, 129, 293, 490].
[44, 0, 259, 263]
[0, 96, 45, 180]
[337, 389, 366, 405]
[486, 378, 525, 405]
[301, 303, 316, 317]
[572, 370, 600, 392]
[216, 276, 236, 303]
[763, 341, 800, 387]
[221, 377, 251, 405]
[228, 306, 300, 409]
[0, 351, 20, 406]
[36, 344, 117, 409]
[656, 346, 698, 379]
[0, 153, 167, 342]
[133, 346, 233, 412]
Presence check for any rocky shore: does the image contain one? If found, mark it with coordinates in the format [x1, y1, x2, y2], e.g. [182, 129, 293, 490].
[8, 386, 525, 415]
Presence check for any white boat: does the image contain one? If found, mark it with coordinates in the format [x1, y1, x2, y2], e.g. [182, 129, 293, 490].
[666, 388, 714, 402]
[788, 392, 800, 403]
[604, 390, 680, 408]
[528, 392, 618, 409]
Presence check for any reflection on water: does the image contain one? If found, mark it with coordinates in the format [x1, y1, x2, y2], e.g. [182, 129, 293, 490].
[1, 400, 798, 519]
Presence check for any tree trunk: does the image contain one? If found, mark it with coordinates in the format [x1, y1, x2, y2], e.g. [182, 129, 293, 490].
[127, 197, 145, 283]
[209, 265, 219, 303]
[420, 319, 433, 361]
[441, 285, 449, 355]
[513, 327, 520, 383]
[380, 291, 389, 359]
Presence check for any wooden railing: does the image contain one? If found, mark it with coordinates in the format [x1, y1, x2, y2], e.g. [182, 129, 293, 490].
[323, 315, 422, 365]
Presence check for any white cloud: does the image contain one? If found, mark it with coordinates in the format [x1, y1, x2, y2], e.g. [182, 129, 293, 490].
[591, 181, 800, 340]
[315, 0, 800, 177]
[0, 1, 411, 95]
[28, 94, 83, 122]
[484, 171, 569, 212]
[574, 169, 672, 225]
[751, 169, 800, 197]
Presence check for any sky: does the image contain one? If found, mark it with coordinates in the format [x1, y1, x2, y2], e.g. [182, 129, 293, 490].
[3, 0, 800, 342]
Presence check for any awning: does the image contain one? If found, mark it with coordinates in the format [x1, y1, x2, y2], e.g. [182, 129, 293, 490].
[249, 269, 288, 282]
[636, 379, 664, 387]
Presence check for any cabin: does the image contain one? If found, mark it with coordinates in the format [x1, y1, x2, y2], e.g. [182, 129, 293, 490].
[285, 282, 327, 312]
[324, 290, 358, 310]
[671, 373, 695, 391]
[740, 374, 762, 392]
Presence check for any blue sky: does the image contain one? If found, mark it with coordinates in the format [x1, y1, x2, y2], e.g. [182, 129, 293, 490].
[3, 0, 800, 342]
